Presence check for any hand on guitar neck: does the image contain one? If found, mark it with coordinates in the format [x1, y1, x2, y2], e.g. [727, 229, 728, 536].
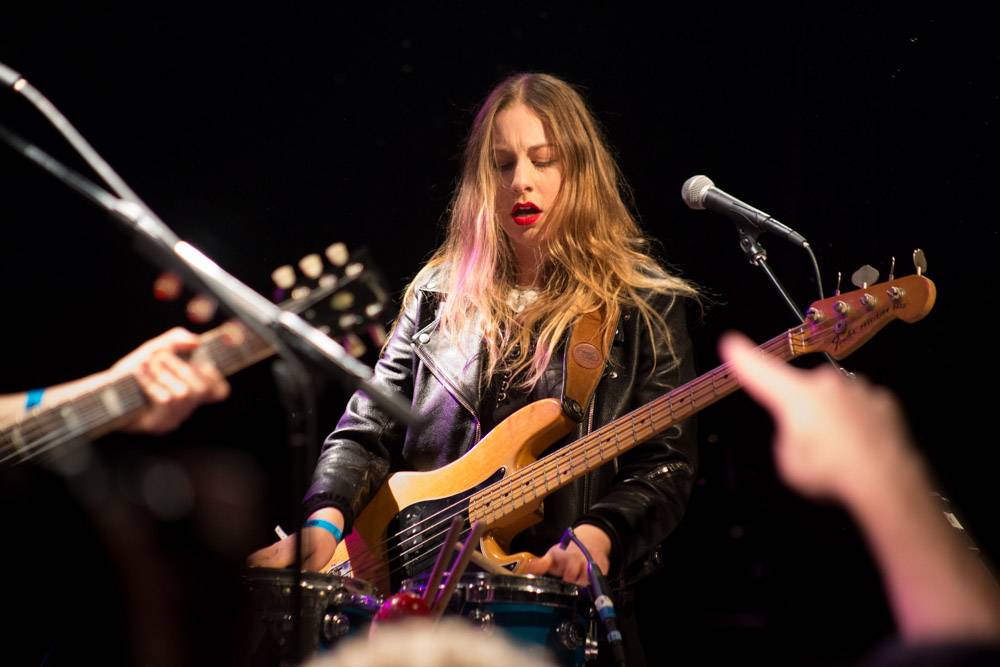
[0, 327, 230, 435]
[108, 327, 232, 434]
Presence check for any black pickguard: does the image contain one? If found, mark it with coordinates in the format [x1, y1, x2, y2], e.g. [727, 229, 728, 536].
[384, 468, 505, 589]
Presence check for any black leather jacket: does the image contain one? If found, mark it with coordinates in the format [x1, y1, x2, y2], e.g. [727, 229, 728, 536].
[305, 274, 698, 580]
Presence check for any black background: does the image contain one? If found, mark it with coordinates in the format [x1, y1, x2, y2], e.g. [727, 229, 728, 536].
[1, 4, 996, 665]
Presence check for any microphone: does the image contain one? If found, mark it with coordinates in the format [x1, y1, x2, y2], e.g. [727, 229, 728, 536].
[681, 175, 808, 247]
[559, 527, 626, 667]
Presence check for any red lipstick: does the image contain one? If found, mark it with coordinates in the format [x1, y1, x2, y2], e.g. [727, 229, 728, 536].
[511, 201, 542, 226]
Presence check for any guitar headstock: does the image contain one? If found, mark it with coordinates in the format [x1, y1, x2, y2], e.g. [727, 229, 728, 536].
[791, 274, 936, 359]
[152, 243, 393, 360]
[271, 243, 392, 358]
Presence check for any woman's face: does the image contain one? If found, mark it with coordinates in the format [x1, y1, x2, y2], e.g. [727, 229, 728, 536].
[492, 103, 563, 252]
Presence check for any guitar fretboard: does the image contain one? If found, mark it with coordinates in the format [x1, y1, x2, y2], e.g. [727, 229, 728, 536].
[0, 323, 273, 465]
[467, 329, 802, 524]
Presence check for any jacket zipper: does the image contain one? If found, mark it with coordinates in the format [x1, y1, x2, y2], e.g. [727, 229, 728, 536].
[411, 342, 481, 444]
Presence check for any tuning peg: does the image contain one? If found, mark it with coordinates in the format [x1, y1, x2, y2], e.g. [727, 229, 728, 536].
[913, 248, 927, 276]
[851, 265, 880, 289]
[299, 253, 324, 279]
[186, 294, 218, 324]
[272, 265, 296, 289]
[331, 291, 355, 311]
[153, 271, 183, 301]
[346, 262, 364, 279]
[342, 332, 367, 358]
[888, 256, 896, 282]
[339, 313, 364, 331]
[326, 242, 349, 267]
[834, 271, 843, 296]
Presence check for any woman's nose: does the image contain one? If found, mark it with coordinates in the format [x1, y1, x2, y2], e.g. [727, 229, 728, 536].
[510, 159, 533, 193]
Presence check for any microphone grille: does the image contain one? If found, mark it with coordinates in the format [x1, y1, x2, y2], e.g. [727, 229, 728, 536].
[681, 175, 714, 210]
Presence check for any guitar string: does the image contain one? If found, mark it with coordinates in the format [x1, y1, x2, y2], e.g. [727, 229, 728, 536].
[336, 330, 806, 579]
[0, 330, 273, 464]
[0, 390, 147, 464]
[365, 333, 787, 582]
[0, 271, 386, 463]
[353, 313, 886, 581]
[337, 329, 803, 578]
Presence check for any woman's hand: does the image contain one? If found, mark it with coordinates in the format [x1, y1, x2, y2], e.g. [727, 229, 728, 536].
[247, 507, 345, 571]
[113, 327, 230, 435]
[521, 523, 612, 586]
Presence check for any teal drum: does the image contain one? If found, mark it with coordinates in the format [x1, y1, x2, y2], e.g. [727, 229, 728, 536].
[242, 568, 382, 665]
[401, 572, 596, 666]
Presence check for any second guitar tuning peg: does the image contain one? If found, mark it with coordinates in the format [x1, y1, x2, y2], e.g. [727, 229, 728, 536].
[851, 265, 880, 289]
[913, 248, 928, 276]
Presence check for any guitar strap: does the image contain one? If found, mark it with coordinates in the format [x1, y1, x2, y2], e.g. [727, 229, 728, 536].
[560, 302, 619, 422]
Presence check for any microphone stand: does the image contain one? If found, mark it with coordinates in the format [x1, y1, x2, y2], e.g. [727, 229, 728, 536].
[1, 71, 419, 662]
[560, 527, 626, 667]
[733, 224, 849, 375]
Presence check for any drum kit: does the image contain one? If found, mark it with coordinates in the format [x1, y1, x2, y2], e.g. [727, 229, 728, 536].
[243, 519, 602, 666]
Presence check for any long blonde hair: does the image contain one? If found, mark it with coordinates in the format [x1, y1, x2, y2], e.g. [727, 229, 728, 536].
[403, 73, 697, 389]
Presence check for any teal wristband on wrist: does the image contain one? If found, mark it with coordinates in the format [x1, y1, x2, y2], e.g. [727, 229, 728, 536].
[25, 388, 45, 410]
[305, 518, 343, 541]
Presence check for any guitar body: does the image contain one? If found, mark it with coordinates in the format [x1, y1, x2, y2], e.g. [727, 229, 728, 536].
[324, 398, 577, 593]
[318, 274, 939, 595]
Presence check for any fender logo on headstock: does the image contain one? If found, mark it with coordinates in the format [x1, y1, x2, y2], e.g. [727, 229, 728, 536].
[801, 274, 936, 359]
[831, 306, 890, 352]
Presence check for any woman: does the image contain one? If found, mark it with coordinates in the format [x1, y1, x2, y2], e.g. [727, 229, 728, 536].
[250, 72, 699, 662]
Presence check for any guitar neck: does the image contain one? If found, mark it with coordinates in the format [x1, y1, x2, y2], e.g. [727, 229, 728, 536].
[469, 329, 801, 523]
[0, 322, 274, 465]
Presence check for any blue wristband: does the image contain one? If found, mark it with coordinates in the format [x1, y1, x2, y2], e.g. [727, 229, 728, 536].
[25, 388, 45, 410]
[305, 518, 343, 541]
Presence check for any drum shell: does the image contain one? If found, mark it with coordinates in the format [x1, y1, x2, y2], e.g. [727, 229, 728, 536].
[401, 572, 594, 666]
[243, 568, 382, 664]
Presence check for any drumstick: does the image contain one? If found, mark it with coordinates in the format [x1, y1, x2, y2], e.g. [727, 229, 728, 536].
[422, 516, 463, 606]
[431, 521, 484, 618]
